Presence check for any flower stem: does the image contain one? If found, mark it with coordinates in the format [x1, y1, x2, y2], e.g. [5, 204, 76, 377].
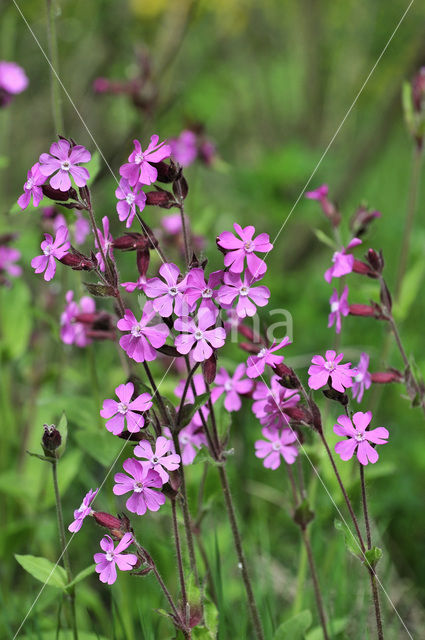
[46, 0, 64, 133]
[171, 498, 188, 616]
[51, 460, 78, 640]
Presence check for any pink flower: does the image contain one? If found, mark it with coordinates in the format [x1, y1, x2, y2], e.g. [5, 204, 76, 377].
[0, 246, 21, 278]
[118, 302, 169, 363]
[305, 184, 329, 201]
[324, 238, 362, 283]
[0, 61, 28, 95]
[164, 423, 207, 465]
[18, 163, 45, 210]
[308, 350, 355, 392]
[115, 178, 146, 228]
[94, 532, 138, 585]
[144, 263, 188, 317]
[119, 135, 171, 186]
[255, 427, 298, 469]
[174, 307, 226, 362]
[217, 223, 273, 276]
[352, 353, 372, 403]
[175, 373, 209, 427]
[328, 286, 349, 334]
[68, 488, 98, 533]
[161, 213, 182, 235]
[113, 458, 165, 515]
[252, 375, 282, 418]
[185, 268, 223, 312]
[259, 388, 301, 430]
[60, 290, 95, 347]
[31, 226, 70, 281]
[39, 139, 91, 191]
[121, 276, 146, 293]
[74, 212, 90, 245]
[334, 411, 389, 465]
[217, 270, 270, 318]
[246, 337, 291, 379]
[169, 130, 198, 167]
[134, 436, 181, 483]
[100, 382, 153, 435]
[95, 216, 114, 272]
[211, 364, 253, 411]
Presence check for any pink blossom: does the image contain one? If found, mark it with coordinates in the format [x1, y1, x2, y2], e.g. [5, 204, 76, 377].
[100, 382, 153, 435]
[259, 388, 301, 430]
[164, 423, 207, 465]
[185, 268, 223, 312]
[161, 213, 182, 235]
[334, 411, 389, 465]
[175, 373, 209, 427]
[31, 226, 70, 281]
[324, 238, 362, 283]
[352, 352, 372, 403]
[174, 307, 226, 362]
[308, 350, 355, 392]
[217, 270, 270, 318]
[170, 130, 198, 166]
[113, 458, 165, 515]
[39, 139, 91, 191]
[252, 375, 282, 418]
[18, 163, 45, 210]
[246, 337, 291, 379]
[134, 435, 181, 483]
[95, 216, 114, 272]
[255, 427, 298, 469]
[115, 178, 146, 228]
[121, 276, 146, 293]
[94, 532, 138, 585]
[60, 290, 95, 347]
[217, 223, 273, 276]
[211, 364, 253, 411]
[305, 184, 328, 201]
[68, 488, 98, 533]
[117, 302, 169, 363]
[328, 286, 349, 334]
[144, 263, 188, 317]
[0, 246, 21, 278]
[0, 61, 28, 95]
[119, 135, 171, 187]
[74, 212, 90, 245]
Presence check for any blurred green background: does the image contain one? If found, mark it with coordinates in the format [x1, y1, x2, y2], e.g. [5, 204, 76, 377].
[1, 0, 425, 638]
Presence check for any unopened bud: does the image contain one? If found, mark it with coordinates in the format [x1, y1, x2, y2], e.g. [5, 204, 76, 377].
[42, 184, 77, 202]
[42, 424, 62, 457]
[153, 160, 180, 183]
[350, 206, 381, 237]
[349, 304, 383, 319]
[145, 190, 177, 209]
[371, 370, 403, 384]
[273, 363, 300, 389]
[322, 387, 348, 405]
[137, 248, 150, 277]
[93, 511, 122, 530]
[60, 250, 95, 271]
[113, 234, 150, 251]
[366, 248, 384, 273]
[352, 259, 378, 278]
[202, 351, 217, 384]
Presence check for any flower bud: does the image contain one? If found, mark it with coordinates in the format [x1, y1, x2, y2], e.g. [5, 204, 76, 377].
[42, 184, 78, 202]
[322, 387, 348, 405]
[273, 363, 300, 389]
[366, 248, 384, 273]
[350, 206, 381, 237]
[113, 234, 150, 252]
[137, 248, 150, 277]
[352, 259, 378, 278]
[145, 190, 177, 209]
[202, 351, 217, 384]
[93, 511, 122, 530]
[152, 160, 180, 183]
[42, 424, 62, 457]
[349, 304, 383, 319]
[60, 249, 96, 271]
[371, 370, 403, 384]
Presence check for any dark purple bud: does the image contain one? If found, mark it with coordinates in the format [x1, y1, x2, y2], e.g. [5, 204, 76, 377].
[60, 249, 96, 271]
[380, 280, 392, 312]
[173, 175, 189, 200]
[202, 352, 217, 384]
[350, 205, 381, 236]
[137, 248, 150, 277]
[145, 190, 177, 209]
[352, 259, 378, 278]
[42, 184, 77, 202]
[152, 160, 179, 183]
[371, 370, 403, 384]
[93, 512, 122, 530]
[322, 387, 348, 406]
[113, 234, 150, 251]
[366, 248, 384, 273]
[42, 424, 62, 456]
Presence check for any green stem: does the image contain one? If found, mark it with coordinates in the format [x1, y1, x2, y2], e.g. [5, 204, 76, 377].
[46, 0, 64, 133]
[171, 499, 188, 617]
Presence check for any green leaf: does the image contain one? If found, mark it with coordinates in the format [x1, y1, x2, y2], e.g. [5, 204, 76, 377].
[364, 546, 382, 570]
[394, 257, 425, 321]
[65, 564, 96, 590]
[402, 81, 415, 136]
[178, 392, 210, 427]
[85, 151, 101, 186]
[74, 429, 124, 467]
[306, 617, 347, 640]
[313, 229, 336, 250]
[274, 610, 312, 639]
[15, 554, 67, 589]
[334, 519, 361, 559]
[0, 282, 32, 359]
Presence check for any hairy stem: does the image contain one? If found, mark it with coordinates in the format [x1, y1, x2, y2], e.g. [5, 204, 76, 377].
[171, 499, 188, 615]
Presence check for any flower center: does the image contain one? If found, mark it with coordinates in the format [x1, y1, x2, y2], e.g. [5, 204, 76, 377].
[202, 288, 213, 299]
[325, 361, 336, 372]
[168, 286, 178, 296]
[244, 240, 254, 253]
[105, 551, 115, 562]
[133, 481, 144, 493]
[126, 193, 135, 205]
[134, 152, 145, 164]
[180, 435, 189, 445]
[131, 323, 143, 337]
[43, 245, 53, 256]
[240, 285, 249, 296]
[77, 501, 86, 513]
[194, 329, 204, 340]
[354, 433, 365, 442]
[152, 456, 159, 464]
[330, 302, 339, 312]
[117, 402, 128, 414]
[355, 373, 364, 382]
[257, 347, 268, 358]
[25, 178, 34, 190]
[272, 441, 281, 451]
[61, 160, 71, 171]
[224, 380, 233, 392]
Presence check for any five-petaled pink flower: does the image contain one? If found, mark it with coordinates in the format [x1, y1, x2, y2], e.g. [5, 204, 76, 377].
[217, 223, 273, 277]
[246, 337, 291, 379]
[217, 270, 270, 318]
[94, 532, 138, 585]
[211, 364, 253, 411]
[352, 352, 372, 403]
[115, 178, 147, 228]
[328, 286, 349, 334]
[174, 307, 226, 362]
[308, 350, 355, 392]
[144, 263, 188, 317]
[39, 139, 91, 191]
[60, 290, 95, 347]
[255, 427, 298, 469]
[119, 135, 171, 186]
[259, 388, 301, 430]
[95, 216, 114, 272]
[164, 423, 208, 465]
[113, 458, 165, 515]
[31, 225, 70, 281]
[100, 382, 153, 435]
[334, 411, 389, 465]
[118, 302, 169, 363]
[0, 246, 21, 278]
[68, 488, 98, 533]
[324, 238, 361, 283]
[134, 435, 181, 483]
[18, 163, 45, 210]
[184, 268, 223, 312]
